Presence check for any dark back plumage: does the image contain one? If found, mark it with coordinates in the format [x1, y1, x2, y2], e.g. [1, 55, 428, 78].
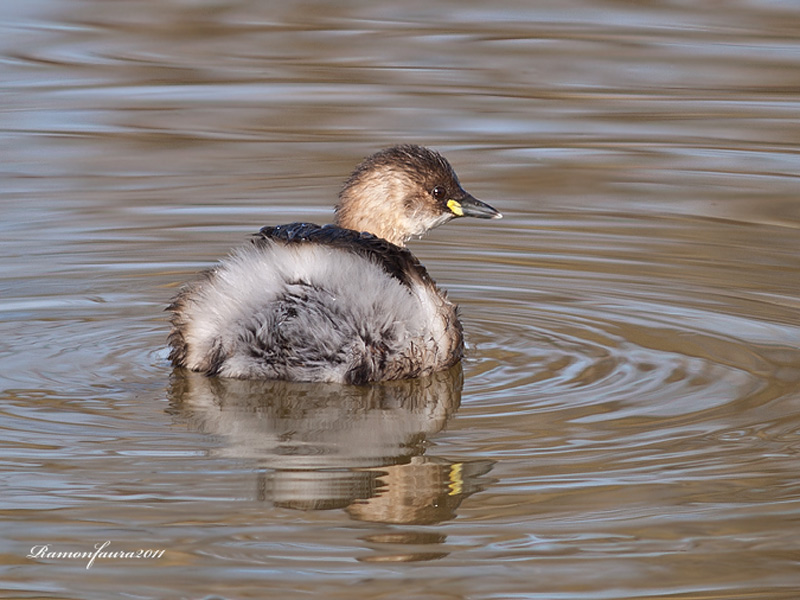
[254, 222, 435, 290]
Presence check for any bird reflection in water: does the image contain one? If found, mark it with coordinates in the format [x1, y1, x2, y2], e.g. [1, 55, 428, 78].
[167, 364, 493, 561]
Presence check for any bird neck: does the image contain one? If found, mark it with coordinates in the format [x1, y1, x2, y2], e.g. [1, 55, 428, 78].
[334, 177, 411, 247]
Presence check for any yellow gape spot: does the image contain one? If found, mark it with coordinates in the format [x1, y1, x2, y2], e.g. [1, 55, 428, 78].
[447, 199, 464, 216]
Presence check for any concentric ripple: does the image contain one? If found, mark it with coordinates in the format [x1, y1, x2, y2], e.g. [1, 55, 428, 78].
[428, 212, 800, 433]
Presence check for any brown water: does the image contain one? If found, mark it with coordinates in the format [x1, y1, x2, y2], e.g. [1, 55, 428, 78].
[2, 1, 800, 598]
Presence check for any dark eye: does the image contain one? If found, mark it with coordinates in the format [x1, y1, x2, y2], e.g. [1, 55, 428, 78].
[431, 186, 447, 201]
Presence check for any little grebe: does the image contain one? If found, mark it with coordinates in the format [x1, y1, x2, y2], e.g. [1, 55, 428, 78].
[168, 144, 501, 384]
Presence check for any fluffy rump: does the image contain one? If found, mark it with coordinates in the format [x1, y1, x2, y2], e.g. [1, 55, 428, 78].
[168, 229, 462, 384]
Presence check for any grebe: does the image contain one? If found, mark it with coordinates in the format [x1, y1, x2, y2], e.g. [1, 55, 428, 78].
[168, 145, 501, 384]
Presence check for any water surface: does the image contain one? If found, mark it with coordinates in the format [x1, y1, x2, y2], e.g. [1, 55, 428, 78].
[2, 1, 800, 598]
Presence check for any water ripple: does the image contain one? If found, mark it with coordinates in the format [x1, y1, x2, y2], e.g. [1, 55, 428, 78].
[444, 213, 800, 435]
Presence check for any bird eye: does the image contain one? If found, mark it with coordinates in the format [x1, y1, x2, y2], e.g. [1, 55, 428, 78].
[431, 186, 447, 201]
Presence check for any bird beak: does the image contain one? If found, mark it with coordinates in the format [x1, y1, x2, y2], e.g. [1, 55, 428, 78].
[447, 193, 503, 219]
